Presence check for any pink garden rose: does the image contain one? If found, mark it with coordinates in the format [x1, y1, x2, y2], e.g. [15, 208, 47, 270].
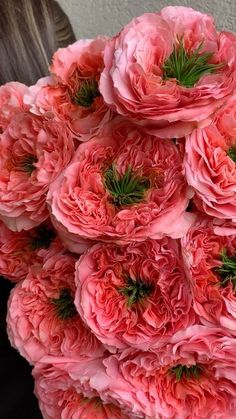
[182, 217, 236, 334]
[48, 120, 193, 249]
[0, 112, 74, 231]
[7, 253, 103, 364]
[75, 238, 194, 351]
[33, 357, 129, 419]
[24, 38, 112, 141]
[0, 81, 28, 132]
[100, 7, 236, 138]
[91, 326, 236, 418]
[0, 220, 62, 282]
[185, 98, 236, 221]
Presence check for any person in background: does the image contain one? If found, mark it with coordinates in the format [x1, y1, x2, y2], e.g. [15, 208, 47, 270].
[0, 1, 75, 417]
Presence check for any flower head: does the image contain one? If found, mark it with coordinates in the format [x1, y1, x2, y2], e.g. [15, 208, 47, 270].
[0, 112, 74, 231]
[182, 217, 236, 333]
[91, 326, 236, 418]
[100, 7, 236, 138]
[185, 98, 236, 222]
[7, 253, 104, 364]
[25, 38, 112, 141]
[75, 238, 194, 351]
[48, 120, 193, 250]
[33, 358, 130, 419]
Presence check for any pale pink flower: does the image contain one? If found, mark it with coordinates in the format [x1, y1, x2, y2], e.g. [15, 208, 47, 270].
[182, 217, 236, 333]
[75, 238, 194, 351]
[0, 112, 74, 231]
[48, 120, 194, 250]
[92, 326, 236, 418]
[185, 97, 236, 221]
[33, 357, 130, 419]
[24, 38, 112, 141]
[7, 253, 104, 364]
[0, 82, 28, 132]
[100, 7, 236, 138]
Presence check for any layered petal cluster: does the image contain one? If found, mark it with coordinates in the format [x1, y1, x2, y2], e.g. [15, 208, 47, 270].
[25, 38, 112, 140]
[0, 112, 74, 231]
[185, 98, 236, 221]
[0, 81, 28, 132]
[33, 357, 130, 419]
[75, 238, 194, 351]
[7, 253, 103, 364]
[0, 220, 62, 282]
[89, 327, 236, 418]
[182, 217, 236, 333]
[100, 6, 236, 138]
[48, 120, 193, 250]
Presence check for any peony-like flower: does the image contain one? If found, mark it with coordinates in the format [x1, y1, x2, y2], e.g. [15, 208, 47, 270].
[182, 217, 236, 334]
[7, 253, 104, 364]
[100, 6, 236, 138]
[48, 120, 193, 249]
[91, 326, 236, 418]
[0, 112, 74, 231]
[33, 357, 130, 419]
[185, 98, 236, 221]
[0, 81, 28, 132]
[0, 220, 62, 282]
[75, 238, 194, 351]
[24, 38, 112, 141]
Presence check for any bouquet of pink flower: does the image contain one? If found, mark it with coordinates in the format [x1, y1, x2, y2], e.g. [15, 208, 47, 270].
[1, 5, 236, 418]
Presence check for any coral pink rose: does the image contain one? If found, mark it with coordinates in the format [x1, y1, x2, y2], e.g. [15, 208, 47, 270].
[185, 98, 236, 221]
[182, 217, 236, 334]
[7, 253, 103, 364]
[92, 326, 236, 418]
[33, 357, 129, 419]
[100, 7, 236, 138]
[75, 238, 194, 351]
[0, 220, 63, 282]
[0, 112, 74, 231]
[48, 120, 194, 249]
[24, 38, 112, 141]
[0, 82, 28, 132]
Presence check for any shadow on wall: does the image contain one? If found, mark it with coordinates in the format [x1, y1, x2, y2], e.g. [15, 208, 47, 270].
[58, 0, 236, 39]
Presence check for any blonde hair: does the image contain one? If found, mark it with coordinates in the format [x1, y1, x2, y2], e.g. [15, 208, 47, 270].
[0, 0, 75, 85]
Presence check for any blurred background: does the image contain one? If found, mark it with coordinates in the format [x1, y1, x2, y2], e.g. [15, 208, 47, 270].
[58, 0, 236, 39]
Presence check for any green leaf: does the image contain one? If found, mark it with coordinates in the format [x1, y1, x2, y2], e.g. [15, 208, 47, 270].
[119, 277, 153, 306]
[216, 250, 236, 291]
[227, 146, 236, 163]
[104, 165, 150, 207]
[171, 364, 202, 381]
[74, 78, 100, 107]
[163, 39, 224, 88]
[51, 289, 78, 320]
[16, 154, 38, 173]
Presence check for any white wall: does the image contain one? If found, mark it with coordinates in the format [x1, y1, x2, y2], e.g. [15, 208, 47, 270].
[58, 0, 236, 39]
